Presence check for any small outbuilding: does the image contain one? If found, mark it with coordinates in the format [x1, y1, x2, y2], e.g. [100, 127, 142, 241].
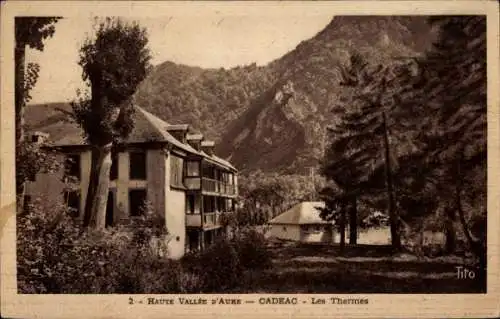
[268, 201, 392, 245]
[268, 201, 334, 243]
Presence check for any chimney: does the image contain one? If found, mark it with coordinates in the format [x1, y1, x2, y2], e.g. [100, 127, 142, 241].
[186, 133, 203, 151]
[201, 140, 215, 156]
[166, 124, 189, 143]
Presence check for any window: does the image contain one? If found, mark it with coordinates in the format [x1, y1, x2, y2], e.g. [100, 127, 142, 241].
[186, 161, 200, 177]
[129, 189, 147, 216]
[283, 226, 287, 232]
[202, 164, 214, 178]
[64, 154, 80, 181]
[170, 155, 184, 188]
[64, 191, 80, 217]
[129, 151, 146, 180]
[203, 196, 215, 213]
[187, 195, 195, 214]
[110, 151, 119, 180]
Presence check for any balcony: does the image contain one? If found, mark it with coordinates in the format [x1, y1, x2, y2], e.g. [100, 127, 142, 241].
[186, 212, 231, 228]
[184, 177, 201, 190]
[200, 177, 236, 196]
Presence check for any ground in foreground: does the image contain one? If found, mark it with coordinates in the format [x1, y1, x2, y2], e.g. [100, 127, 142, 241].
[231, 239, 485, 293]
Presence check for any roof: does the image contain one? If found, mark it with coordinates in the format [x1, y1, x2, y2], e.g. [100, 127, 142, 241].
[136, 107, 199, 154]
[25, 104, 237, 171]
[203, 152, 237, 171]
[166, 124, 189, 131]
[186, 133, 204, 140]
[201, 140, 215, 147]
[268, 202, 330, 225]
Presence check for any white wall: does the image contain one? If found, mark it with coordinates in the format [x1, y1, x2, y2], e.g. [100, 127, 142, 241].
[79, 150, 91, 219]
[357, 226, 391, 245]
[146, 149, 166, 217]
[164, 152, 186, 259]
[115, 151, 130, 221]
[165, 189, 186, 259]
[269, 224, 301, 241]
[25, 152, 67, 210]
[300, 225, 333, 243]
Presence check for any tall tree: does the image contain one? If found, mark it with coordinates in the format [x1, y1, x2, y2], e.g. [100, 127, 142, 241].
[72, 18, 152, 229]
[321, 51, 413, 250]
[15, 17, 61, 210]
[399, 16, 486, 264]
[318, 185, 347, 253]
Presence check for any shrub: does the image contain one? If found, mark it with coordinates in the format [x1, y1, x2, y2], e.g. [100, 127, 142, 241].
[233, 228, 272, 270]
[18, 199, 273, 293]
[184, 239, 243, 293]
[179, 227, 272, 292]
[17, 198, 180, 293]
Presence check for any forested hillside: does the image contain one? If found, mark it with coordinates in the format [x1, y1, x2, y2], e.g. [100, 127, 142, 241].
[134, 16, 436, 174]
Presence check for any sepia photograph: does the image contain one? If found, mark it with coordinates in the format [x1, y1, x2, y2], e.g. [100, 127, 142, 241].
[1, 1, 499, 318]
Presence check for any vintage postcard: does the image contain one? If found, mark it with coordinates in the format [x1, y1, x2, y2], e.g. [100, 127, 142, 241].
[1, 1, 499, 318]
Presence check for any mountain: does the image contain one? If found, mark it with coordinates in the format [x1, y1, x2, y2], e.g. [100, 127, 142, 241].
[134, 16, 437, 175]
[28, 16, 437, 176]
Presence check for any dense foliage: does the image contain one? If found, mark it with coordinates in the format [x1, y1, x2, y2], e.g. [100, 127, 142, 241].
[134, 17, 434, 174]
[72, 17, 152, 146]
[71, 18, 153, 229]
[233, 171, 326, 225]
[15, 17, 61, 208]
[18, 199, 271, 293]
[319, 16, 486, 264]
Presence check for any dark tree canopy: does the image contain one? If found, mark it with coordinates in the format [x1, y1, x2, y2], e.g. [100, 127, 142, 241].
[72, 18, 152, 146]
[15, 17, 61, 197]
[15, 17, 61, 50]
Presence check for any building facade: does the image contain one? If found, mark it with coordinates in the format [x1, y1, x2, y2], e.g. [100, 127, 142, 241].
[268, 201, 391, 245]
[25, 106, 238, 259]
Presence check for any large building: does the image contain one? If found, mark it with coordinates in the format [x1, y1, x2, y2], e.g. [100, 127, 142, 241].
[25, 106, 238, 259]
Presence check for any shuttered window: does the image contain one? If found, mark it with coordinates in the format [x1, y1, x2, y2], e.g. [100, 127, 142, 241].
[170, 155, 184, 188]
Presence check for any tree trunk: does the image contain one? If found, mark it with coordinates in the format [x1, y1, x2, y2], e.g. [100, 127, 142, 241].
[349, 196, 358, 245]
[339, 204, 346, 255]
[83, 144, 112, 229]
[444, 207, 456, 254]
[455, 186, 486, 268]
[17, 184, 26, 214]
[15, 44, 26, 213]
[382, 111, 401, 251]
[15, 44, 26, 147]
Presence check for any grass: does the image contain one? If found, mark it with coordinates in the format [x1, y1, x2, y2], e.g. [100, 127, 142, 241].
[230, 239, 486, 293]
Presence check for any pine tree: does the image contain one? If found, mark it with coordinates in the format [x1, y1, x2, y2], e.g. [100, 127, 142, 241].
[321, 51, 412, 250]
[400, 16, 486, 265]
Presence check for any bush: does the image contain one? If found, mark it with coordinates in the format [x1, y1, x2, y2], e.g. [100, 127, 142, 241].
[17, 198, 181, 293]
[18, 199, 273, 293]
[180, 228, 272, 293]
[180, 239, 243, 292]
[233, 228, 272, 270]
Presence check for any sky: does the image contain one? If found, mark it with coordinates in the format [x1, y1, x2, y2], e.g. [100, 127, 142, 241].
[26, 15, 333, 104]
